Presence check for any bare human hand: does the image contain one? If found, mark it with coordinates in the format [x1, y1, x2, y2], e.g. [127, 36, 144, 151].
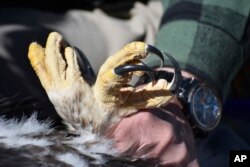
[107, 97, 199, 167]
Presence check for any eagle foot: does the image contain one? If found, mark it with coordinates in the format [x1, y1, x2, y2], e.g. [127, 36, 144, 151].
[28, 32, 97, 132]
[28, 32, 181, 131]
[28, 32, 85, 92]
[94, 42, 181, 112]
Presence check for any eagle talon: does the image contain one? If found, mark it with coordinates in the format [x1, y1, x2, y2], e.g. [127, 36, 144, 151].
[162, 52, 182, 94]
[113, 44, 165, 83]
[113, 46, 182, 94]
[146, 44, 164, 68]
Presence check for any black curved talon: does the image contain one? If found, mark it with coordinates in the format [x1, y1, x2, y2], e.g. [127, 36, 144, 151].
[114, 64, 154, 76]
[114, 44, 165, 81]
[73, 47, 96, 85]
[114, 44, 182, 95]
[147, 44, 164, 68]
[114, 64, 155, 82]
[146, 45, 182, 91]
[162, 52, 182, 94]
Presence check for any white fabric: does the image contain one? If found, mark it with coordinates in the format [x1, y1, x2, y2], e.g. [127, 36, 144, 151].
[0, 1, 162, 97]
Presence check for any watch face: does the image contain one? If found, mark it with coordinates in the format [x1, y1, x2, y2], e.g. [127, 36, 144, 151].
[190, 86, 222, 131]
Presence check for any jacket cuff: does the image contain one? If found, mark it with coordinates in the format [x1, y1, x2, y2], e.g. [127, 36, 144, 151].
[145, 0, 250, 101]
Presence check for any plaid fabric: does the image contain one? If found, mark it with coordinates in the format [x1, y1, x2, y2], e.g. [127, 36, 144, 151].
[145, 0, 250, 101]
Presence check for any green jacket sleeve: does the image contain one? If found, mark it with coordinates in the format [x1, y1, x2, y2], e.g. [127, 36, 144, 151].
[145, 0, 250, 101]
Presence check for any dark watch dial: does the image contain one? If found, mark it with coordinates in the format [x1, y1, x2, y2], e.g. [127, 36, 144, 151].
[190, 86, 222, 131]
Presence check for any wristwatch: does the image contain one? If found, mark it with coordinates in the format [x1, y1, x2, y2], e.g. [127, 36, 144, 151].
[138, 48, 222, 133]
[177, 77, 222, 132]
